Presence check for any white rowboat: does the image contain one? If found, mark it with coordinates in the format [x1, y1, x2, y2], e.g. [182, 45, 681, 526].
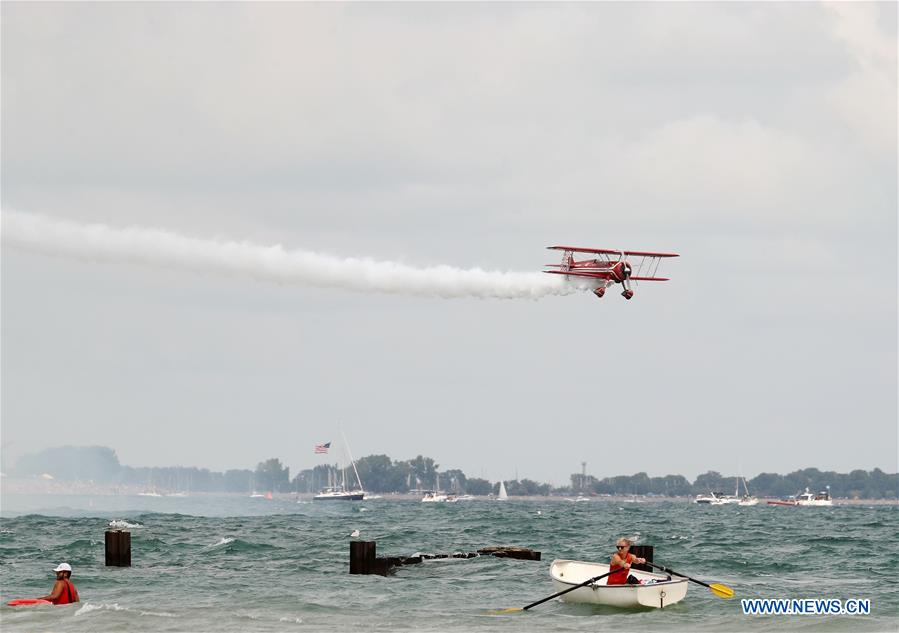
[550, 559, 689, 609]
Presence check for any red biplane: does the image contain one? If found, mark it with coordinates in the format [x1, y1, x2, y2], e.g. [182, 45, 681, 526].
[544, 246, 679, 300]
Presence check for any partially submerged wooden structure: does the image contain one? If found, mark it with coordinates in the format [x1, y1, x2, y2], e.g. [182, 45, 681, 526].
[349, 541, 540, 575]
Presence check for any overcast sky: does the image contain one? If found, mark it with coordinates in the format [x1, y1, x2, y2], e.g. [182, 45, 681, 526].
[2, 2, 896, 486]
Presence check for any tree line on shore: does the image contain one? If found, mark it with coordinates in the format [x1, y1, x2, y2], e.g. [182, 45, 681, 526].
[9, 445, 898, 499]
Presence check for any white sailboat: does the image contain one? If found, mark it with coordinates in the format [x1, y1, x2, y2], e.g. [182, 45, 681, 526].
[497, 480, 508, 501]
[313, 428, 366, 501]
[738, 477, 759, 506]
[138, 472, 162, 496]
[249, 474, 265, 498]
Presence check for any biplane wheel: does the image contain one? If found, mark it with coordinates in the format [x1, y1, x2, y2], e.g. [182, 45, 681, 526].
[593, 288, 605, 299]
[622, 290, 634, 300]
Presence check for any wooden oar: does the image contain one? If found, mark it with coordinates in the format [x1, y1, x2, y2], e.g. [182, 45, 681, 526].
[645, 561, 734, 599]
[489, 569, 615, 614]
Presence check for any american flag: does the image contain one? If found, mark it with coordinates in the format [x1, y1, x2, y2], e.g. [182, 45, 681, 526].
[314, 442, 331, 454]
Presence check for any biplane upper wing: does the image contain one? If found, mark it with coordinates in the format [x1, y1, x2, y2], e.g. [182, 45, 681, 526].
[547, 245, 679, 258]
[547, 245, 619, 255]
[622, 249, 679, 258]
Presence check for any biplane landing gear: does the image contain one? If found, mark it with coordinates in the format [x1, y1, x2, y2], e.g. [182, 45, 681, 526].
[593, 287, 606, 299]
[622, 289, 634, 300]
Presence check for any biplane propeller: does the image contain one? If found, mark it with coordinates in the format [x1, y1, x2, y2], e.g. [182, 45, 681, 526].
[544, 246, 679, 300]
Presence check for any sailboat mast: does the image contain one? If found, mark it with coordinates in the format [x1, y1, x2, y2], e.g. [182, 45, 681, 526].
[340, 426, 365, 492]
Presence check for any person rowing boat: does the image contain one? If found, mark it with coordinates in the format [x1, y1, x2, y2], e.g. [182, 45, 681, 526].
[608, 538, 647, 585]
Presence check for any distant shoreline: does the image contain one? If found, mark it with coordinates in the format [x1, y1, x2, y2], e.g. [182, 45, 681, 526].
[2, 478, 896, 504]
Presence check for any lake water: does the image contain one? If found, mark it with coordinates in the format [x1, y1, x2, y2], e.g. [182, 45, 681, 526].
[1, 494, 897, 632]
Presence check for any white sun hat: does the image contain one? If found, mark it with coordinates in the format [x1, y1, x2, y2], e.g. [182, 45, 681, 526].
[53, 563, 72, 572]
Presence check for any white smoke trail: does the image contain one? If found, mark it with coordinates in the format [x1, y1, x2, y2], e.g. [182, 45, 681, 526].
[1, 210, 587, 299]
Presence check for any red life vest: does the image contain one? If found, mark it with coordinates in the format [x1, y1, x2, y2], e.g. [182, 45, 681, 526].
[607, 552, 634, 585]
[52, 579, 77, 605]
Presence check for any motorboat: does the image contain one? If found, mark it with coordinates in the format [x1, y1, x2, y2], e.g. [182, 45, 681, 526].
[768, 486, 832, 507]
[549, 559, 689, 609]
[795, 487, 832, 506]
[421, 490, 450, 503]
[421, 473, 454, 502]
[694, 492, 734, 505]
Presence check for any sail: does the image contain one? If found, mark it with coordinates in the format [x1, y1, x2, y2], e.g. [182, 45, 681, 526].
[497, 480, 508, 501]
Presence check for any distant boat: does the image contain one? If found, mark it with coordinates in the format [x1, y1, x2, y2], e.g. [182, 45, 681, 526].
[139, 473, 162, 496]
[497, 480, 508, 501]
[695, 482, 744, 505]
[421, 474, 451, 502]
[738, 477, 758, 506]
[693, 492, 729, 505]
[768, 486, 832, 507]
[314, 486, 364, 501]
[313, 429, 366, 502]
[249, 474, 266, 498]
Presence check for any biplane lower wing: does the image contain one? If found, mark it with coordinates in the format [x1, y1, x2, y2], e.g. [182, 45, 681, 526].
[544, 271, 669, 281]
[543, 270, 606, 278]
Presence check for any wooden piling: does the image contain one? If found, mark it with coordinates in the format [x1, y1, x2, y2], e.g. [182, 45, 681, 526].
[105, 530, 131, 567]
[349, 541, 377, 574]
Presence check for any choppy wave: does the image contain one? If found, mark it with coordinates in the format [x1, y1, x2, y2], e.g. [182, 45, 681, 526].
[107, 519, 144, 529]
[75, 602, 177, 618]
[203, 537, 283, 554]
[75, 602, 128, 615]
[1, 500, 896, 632]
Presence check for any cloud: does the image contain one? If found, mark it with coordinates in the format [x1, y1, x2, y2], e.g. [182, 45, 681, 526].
[824, 2, 897, 153]
[615, 115, 811, 210]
